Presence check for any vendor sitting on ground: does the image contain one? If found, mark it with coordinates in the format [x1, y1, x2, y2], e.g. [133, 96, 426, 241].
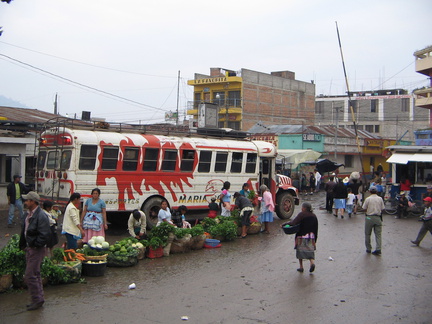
[233, 192, 254, 238]
[128, 209, 147, 239]
[157, 200, 175, 226]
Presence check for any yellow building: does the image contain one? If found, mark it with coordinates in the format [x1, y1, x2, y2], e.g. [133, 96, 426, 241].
[187, 68, 316, 131]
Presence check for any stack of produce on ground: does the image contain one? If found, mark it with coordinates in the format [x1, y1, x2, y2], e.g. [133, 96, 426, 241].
[201, 217, 238, 241]
[1, 215, 260, 292]
[107, 238, 141, 267]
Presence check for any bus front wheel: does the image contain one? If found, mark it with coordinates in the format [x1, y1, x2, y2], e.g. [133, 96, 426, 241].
[276, 192, 295, 220]
[143, 197, 164, 229]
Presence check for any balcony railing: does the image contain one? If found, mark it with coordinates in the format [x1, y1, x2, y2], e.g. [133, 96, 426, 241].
[187, 99, 242, 110]
[414, 87, 432, 108]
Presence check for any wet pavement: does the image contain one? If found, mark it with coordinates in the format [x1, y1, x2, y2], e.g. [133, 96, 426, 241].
[1, 192, 431, 324]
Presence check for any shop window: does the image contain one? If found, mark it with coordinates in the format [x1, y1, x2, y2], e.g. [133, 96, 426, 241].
[345, 155, 353, 168]
[371, 99, 378, 113]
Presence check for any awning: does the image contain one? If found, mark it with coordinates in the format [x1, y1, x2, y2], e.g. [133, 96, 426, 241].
[276, 149, 321, 169]
[386, 153, 413, 164]
[386, 153, 432, 164]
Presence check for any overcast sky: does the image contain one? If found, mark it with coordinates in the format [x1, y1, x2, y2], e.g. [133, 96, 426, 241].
[0, 0, 431, 124]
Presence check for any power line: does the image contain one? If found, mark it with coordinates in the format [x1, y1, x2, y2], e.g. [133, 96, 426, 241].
[0, 52, 169, 112]
[0, 40, 179, 79]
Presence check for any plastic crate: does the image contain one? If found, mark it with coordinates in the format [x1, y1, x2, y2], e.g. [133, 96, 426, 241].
[146, 246, 164, 259]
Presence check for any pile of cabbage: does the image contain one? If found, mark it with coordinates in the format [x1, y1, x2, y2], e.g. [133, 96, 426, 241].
[87, 236, 110, 250]
[107, 238, 143, 267]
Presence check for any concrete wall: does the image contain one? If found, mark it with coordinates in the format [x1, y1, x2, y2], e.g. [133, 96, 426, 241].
[241, 69, 316, 130]
[315, 95, 430, 142]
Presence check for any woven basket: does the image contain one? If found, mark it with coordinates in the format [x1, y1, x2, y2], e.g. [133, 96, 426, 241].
[84, 254, 108, 261]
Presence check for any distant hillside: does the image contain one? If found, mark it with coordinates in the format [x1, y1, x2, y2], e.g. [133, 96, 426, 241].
[0, 95, 29, 108]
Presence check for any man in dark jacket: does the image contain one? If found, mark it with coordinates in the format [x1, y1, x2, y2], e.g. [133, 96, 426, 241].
[19, 191, 51, 311]
[6, 174, 27, 227]
[324, 176, 337, 213]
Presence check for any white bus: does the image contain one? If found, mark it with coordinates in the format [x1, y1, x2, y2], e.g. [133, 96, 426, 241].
[36, 125, 299, 226]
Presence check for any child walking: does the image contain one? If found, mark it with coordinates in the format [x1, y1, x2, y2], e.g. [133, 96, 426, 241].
[346, 188, 355, 218]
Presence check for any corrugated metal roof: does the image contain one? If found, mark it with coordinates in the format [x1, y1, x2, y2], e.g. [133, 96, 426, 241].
[0, 106, 62, 124]
[306, 125, 380, 139]
[248, 123, 305, 135]
[249, 123, 382, 139]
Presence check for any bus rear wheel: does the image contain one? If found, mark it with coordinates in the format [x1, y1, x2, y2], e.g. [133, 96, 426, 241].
[276, 192, 295, 220]
[143, 197, 164, 229]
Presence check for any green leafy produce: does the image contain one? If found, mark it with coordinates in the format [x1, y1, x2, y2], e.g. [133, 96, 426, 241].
[189, 224, 205, 237]
[208, 221, 237, 241]
[247, 190, 256, 200]
[0, 234, 25, 276]
[201, 217, 218, 231]
[41, 257, 75, 285]
[148, 237, 164, 249]
[174, 227, 192, 239]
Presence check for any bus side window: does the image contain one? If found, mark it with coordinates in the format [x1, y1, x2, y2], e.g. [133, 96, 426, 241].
[230, 152, 243, 173]
[79, 145, 97, 170]
[143, 148, 159, 172]
[246, 153, 257, 173]
[215, 152, 228, 172]
[102, 146, 119, 170]
[198, 150, 212, 173]
[180, 149, 195, 172]
[123, 147, 139, 171]
[162, 149, 177, 171]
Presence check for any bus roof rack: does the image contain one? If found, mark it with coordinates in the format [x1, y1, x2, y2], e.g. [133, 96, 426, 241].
[196, 128, 250, 139]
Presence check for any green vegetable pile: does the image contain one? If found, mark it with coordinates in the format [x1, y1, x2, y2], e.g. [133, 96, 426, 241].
[201, 217, 238, 241]
[107, 238, 141, 267]
[0, 234, 25, 277]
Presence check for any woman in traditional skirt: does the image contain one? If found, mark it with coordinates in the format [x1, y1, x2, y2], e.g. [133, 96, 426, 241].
[282, 202, 318, 273]
[259, 185, 275, 234]
[80, 188, 107, 243]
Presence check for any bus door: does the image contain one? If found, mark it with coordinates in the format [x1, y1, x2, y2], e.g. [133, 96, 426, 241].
[260, 157, 272, 189]
[42, 149, 72, 201]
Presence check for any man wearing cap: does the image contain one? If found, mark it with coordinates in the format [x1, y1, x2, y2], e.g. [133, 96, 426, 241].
[423, 185, 432, 199]
[18, 191, 51, 311]
[362, 186, 385, 255]
[411, 196, 432, 246]
[396, 191, 409, 219]
[6, 174, 27, 227]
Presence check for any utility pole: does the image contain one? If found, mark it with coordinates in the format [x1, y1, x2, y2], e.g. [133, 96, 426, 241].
[176, 70, 180, 126]
[54, 93, 58, 115]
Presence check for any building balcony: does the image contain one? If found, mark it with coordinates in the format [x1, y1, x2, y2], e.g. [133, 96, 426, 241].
[186, 100, 242, 116]
[414, 46, 432, 77]
[414, 87, 432, 109]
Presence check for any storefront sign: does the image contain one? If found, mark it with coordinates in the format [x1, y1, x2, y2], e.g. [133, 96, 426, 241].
[302, 133, 321, 142]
